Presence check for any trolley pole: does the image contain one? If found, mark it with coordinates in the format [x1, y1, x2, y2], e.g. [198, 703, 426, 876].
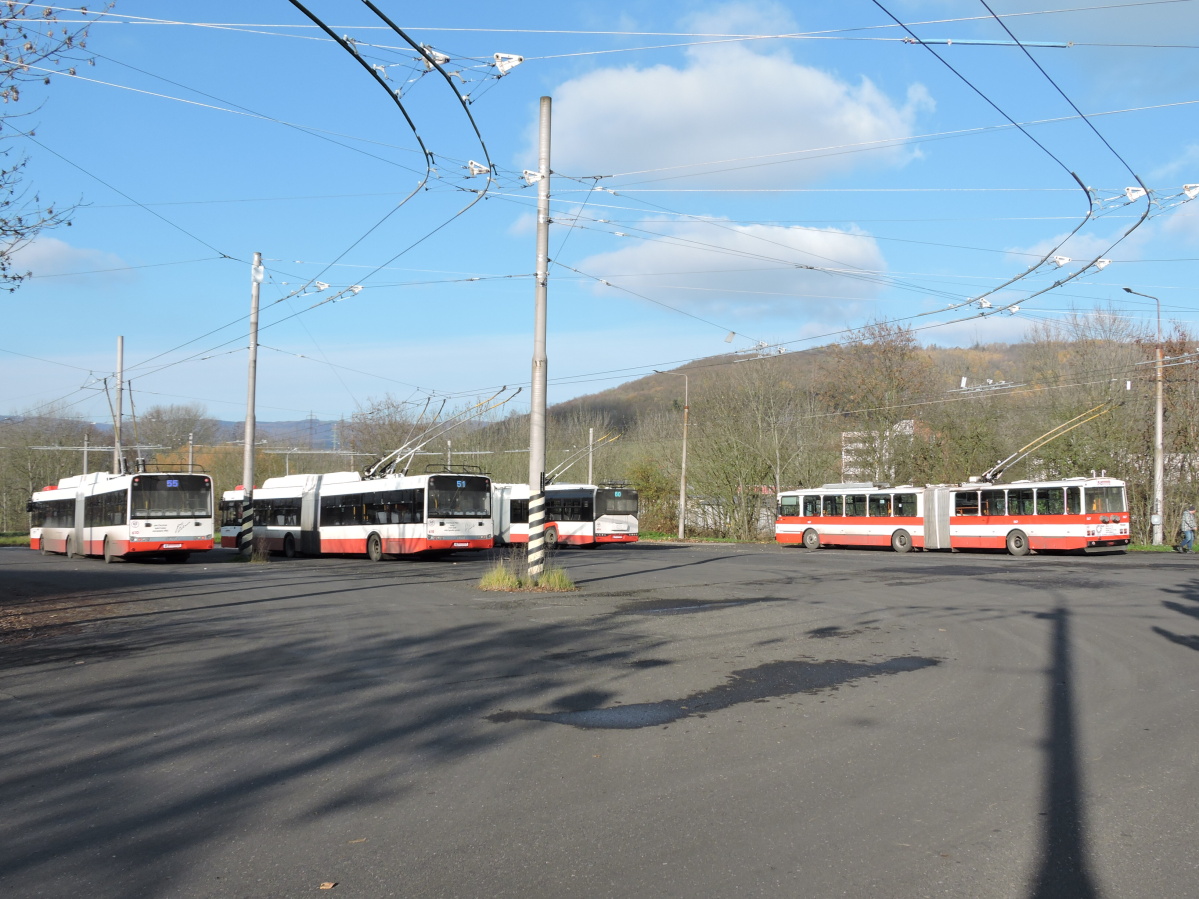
[113, 336, 124, 474]
[527, 96, 552, 582]
[239, 252, 263, 557]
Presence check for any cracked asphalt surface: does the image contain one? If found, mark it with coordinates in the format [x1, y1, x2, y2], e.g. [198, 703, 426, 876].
[2, 542, 1198, 897]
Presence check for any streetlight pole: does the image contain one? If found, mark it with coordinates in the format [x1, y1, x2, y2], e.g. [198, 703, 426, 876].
[1124, 287, 1164, 545]
[656, 370, 689, 540]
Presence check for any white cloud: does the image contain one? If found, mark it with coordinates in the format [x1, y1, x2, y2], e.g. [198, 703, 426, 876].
[8, 237, 132, 282]
[574, 219, 887, 317]
[532, 5, 931, 186]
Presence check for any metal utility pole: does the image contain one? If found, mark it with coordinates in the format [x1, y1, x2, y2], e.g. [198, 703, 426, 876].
[188, 432, 194, 473]
[83, 433, 89, 476]
[239, 253, 263, 556]
[655, 370, 689, 539]
[527, 96, 552, 582]
[113, 336, 124, 474]
[1124, 287, 1165, 545]
[587, 426, 594, 484]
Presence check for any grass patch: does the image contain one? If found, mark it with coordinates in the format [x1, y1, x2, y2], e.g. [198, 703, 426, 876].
[1130, 543, 1183, 552]
[0, 533, 31, 547]
[478, 546, 577, 592]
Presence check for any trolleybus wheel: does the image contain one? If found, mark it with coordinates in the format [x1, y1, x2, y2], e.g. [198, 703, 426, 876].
[66, 536, 77, 559]
[1006, 529, 1030, 557]
[802, 528, 820, 550]
[544, 526, 559, 549]
[283, 533, 296, 559]
[103, 537, 117, 564]
[891, 529, 912, 553]
[41, 537, 52, 555]
[367, 532, 384, 562]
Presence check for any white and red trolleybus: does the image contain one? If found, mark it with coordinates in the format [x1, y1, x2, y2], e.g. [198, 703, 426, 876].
[29, 471, 215, 563]
[775, 476, 1129, 555]
[250, 469, 493, 559]
[491, 482, 639, 547]
[218, 487, 245, 548]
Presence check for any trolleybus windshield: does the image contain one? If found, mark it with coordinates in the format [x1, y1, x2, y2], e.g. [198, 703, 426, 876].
[130, 475, 212, 519]
[596, 489, 638, 517]
[427, 476, 490, 518]
[1086, 486, 1126, 513]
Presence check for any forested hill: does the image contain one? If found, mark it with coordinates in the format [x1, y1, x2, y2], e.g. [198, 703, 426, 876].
[549, 341, 1025, 431]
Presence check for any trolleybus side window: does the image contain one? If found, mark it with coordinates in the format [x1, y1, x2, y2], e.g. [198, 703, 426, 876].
[980, 489, 1006, 517]
[1036, 487, 1065, 516]
[547, 496, 593, 522]
[894, 493, 917, 517]
[1086, 486, 1126, 513]
[509, 498, 528, 524]
[954, 491, 980, 516]
[822, 495, 842, 517]
[1066, 486, 1082, 515]
[845, 494, 867, 517]
[868, 494, 891, 517]
[85, 490, 128, 527]
[1009, 488, 1034, 516]
[802, 495, 820, 517]
[779, 495, 800, 517]
[30, 497, 74, 528]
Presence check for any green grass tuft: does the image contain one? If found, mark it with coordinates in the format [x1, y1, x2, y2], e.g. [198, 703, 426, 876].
[477, 548, 577, 592]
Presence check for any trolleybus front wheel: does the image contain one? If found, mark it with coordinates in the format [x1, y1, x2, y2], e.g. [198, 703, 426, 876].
[1006, 529, 1030, 556]
[366, 532, 384, 562]
[802, 528, 820, 550]
[283, 533, 296, 559]
[891, 529, 912, 553]
[103, 537, 118, 564]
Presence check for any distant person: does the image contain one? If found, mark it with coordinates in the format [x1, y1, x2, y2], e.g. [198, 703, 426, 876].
[1180, 505, 1197, 553]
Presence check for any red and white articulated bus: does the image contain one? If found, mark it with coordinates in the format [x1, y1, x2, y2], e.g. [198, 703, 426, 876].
[775, 476, 1129, 555]
[30, 471, 215, 563]
[248, 469, 493, 559]
[218, 487, 245, 548]
[491, 482, 640, 548]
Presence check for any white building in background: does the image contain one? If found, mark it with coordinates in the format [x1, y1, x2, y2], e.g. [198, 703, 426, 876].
[841, 420, 915, 482]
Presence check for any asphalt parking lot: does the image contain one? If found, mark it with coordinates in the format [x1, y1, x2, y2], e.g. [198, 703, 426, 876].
[3, 542, 1198, 898]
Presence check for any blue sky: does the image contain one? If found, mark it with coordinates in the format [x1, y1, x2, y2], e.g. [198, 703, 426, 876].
[4, 0, 1199, 423]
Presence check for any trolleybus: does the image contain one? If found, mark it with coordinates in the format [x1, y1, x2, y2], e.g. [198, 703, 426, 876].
[250, 468, 493, 559]
[775, 476, 1129, 555]
[492, 482, 639, 547]
[30, 471, 215, 562]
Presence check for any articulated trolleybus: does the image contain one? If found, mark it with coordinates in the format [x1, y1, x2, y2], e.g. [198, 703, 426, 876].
[30, 471, 215, 563]
[250, 468, 493, 559]
[491, 482, 640, 547]
[776, 475, 1129, 555]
